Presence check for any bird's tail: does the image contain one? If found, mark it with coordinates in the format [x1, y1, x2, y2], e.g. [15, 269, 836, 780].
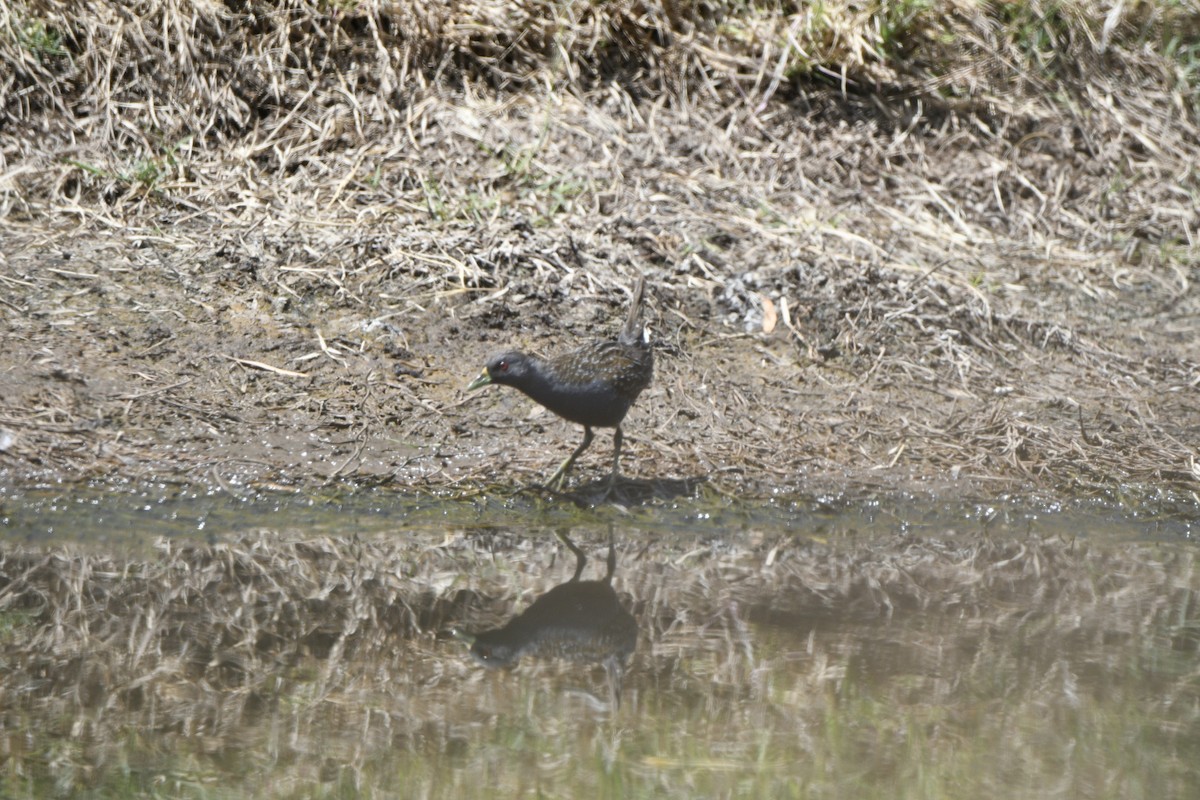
[620, 275, 647, 346]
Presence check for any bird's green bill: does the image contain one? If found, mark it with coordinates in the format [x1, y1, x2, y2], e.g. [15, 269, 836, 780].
[466, 368, 492, 392]
[450, 628, 476, 645]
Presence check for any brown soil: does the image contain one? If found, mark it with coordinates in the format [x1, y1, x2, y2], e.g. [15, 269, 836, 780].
[2, 1, 1198, 502]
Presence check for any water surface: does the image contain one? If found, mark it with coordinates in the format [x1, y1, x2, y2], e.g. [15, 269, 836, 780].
[0, 486, 1196, 798]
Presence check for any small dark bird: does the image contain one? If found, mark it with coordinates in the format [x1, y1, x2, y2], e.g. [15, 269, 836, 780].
[454, 530, 637, 706]
[466, 276, 653, 491]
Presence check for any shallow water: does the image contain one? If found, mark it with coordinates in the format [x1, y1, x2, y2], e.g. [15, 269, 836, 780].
[2, 482, 1196, 545]
[1, 486, 1198, 799]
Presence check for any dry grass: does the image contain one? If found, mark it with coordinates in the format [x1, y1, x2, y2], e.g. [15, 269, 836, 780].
[1, 1, 1198, 498]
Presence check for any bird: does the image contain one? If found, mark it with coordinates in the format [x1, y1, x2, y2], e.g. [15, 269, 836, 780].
[466, 276, 653, 492]
[453, 529, 637, 706]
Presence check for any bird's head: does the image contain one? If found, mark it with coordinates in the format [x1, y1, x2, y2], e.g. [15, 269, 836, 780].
[466, 351, 533, 391]
[452, 627, 520, 668]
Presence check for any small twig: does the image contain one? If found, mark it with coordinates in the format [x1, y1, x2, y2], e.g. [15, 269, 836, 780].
[116, 379, 192, 401]
[221, 355, 308, 378]
[325, 428, 368, 482]
[1076, 406, 1102, 446]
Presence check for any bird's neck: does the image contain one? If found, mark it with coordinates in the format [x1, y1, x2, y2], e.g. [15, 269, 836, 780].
[515, 358, 576, 406]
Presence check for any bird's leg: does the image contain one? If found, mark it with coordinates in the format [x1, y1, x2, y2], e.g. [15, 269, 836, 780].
[545, 426, 594, 491]
[604, 655, 625, 710]
[555, 528, 588, 581]
[603, 524, 616, 583]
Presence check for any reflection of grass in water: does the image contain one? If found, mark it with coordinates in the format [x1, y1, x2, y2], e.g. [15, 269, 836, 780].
[0, 533, 1197, 798]
[571, 626, 1199, 799]
[3, 650, 1196, 799]
[815, 619, 1198, 799]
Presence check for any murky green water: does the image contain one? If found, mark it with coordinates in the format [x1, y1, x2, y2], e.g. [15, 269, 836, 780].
[1, 486, 1197, 798]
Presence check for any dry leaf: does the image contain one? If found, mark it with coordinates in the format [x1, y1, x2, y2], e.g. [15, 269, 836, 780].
[758, 293, 777, 334]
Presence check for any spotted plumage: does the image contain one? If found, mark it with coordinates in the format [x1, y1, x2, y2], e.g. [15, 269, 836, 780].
[467, 277, 653, 491]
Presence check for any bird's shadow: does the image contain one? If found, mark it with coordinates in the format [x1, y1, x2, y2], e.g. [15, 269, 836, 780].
[550, 474, 707, 506]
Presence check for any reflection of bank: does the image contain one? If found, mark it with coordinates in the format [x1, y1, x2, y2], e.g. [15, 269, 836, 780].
[454, 530, 638, 707]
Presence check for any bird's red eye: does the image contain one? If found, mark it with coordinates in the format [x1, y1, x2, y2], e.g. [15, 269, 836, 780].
[498, 361, 509, 373]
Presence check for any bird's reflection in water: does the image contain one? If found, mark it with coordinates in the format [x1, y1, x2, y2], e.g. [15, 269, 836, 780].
[455, 530, 637, 707]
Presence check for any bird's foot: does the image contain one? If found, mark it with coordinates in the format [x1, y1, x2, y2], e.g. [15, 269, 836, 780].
[542, 467, 570, 493]
[599, 470, 622, 500]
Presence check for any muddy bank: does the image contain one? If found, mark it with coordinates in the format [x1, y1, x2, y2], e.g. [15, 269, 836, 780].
[1, 1, 1198, 502]
[1, 203, 1195, 502]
